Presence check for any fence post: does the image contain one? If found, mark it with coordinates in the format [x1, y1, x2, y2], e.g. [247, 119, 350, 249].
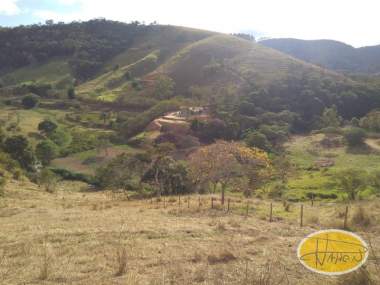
[311, 194, 314, 207]
[343, 206, 349, 229]
[188, 197, 190, 208]
[227, 198, 230, 213]
[300, 204, 304, 227]
[246, 201, 249, 217]
[269, 203, 273, 222]
[211, 197, 214, 209]
[163, 197, 166, 208]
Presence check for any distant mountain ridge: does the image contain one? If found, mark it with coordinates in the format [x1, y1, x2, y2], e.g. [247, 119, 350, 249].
[260, 38, 380, 74]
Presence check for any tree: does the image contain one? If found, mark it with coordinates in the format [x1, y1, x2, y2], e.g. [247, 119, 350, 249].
[244, 131, 271, 151]
[38, 119, 57, 136]
[142, 156, 191, 196]
[22, 94, 39, 109]
[344, 128, 366, 147]
[67, 87, 76, 99]
[319, 105, 342, 128]
[188, 141, 271, 204]
[334, 169, 367, 200]
[3, 135, 35, 170]
[36, 140, 59, 165]
[49, 128, 72, 147]
[96, 153, 151, 190]
[154, 75, 174, 99]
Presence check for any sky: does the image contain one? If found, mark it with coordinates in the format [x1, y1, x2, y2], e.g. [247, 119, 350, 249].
[0, 0, 379, 48]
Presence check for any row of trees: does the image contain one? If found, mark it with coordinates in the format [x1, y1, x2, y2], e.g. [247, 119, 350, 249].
[96, 141, 271, 200]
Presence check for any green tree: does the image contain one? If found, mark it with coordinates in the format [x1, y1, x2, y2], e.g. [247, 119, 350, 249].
[96, 153, 151, 190]
[21, 94, 39, 109]
[49, 128, 72, 147]
[244, 131, 271, 151]
[36, 140, 59, 165]
[38, 119, 57, 136]
[319, 105, 342, 128]
[154, 75, 174, 99]
[344, 128, 366, 147]
[334, 169, 368, 200]
[142, 156, 191, 196]
[3, 135, 35, 170]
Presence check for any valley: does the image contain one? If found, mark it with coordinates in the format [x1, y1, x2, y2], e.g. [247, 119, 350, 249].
[0, 19, 380, 284]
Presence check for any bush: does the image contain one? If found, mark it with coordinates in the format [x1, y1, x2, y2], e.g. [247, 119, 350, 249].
[36, 140, 59, 166]
[49, 128, 72, 147]
[38, 119, 57, 135]
[22, 94, 40, 109]
[3, 135, 35, 170]
[344, 128, 366, 147]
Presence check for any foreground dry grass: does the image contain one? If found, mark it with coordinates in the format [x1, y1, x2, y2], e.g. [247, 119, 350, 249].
[0, 180, 379, 285]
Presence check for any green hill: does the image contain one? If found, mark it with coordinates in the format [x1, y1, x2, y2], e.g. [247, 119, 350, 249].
[1, 20, 380, 138]
[260, 38, 380, 75]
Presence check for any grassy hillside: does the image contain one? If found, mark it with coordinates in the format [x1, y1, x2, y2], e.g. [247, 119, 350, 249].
[284, 134, 380, 200]
[260, 38, 380, 75]
[1, 180, 379, 284]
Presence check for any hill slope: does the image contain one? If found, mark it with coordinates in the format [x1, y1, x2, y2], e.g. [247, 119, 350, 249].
[1, 20, 380, 137]
[260, 38, 380, 74]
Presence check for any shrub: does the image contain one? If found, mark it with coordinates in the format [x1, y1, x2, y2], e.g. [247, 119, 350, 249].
[35, 140, 59, 166]
[49, 128, 72, 147]
[3, 135, 35, 170]
[22, 94, 39, 109]
[38, 119, 58, 135]
[344, 127, 366, 147]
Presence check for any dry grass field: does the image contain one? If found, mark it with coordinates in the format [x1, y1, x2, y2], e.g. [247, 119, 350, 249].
[1, 180, 379, 285]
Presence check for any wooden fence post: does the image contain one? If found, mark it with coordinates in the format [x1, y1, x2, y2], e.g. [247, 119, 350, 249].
[269, 203, 273, 222]
[311, 194, 314, 207]
[178, 195, 181, 208]
[211, 197, 214, 209]
[343, 206, 349, 229]
[227, 198, 230, 212]
[300, 204, 304, 227]
[163, 197, 166, 208]
[188, 197, 190, 208]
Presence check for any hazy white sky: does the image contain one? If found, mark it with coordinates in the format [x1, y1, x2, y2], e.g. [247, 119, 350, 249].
[1, 0, 379, 47]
